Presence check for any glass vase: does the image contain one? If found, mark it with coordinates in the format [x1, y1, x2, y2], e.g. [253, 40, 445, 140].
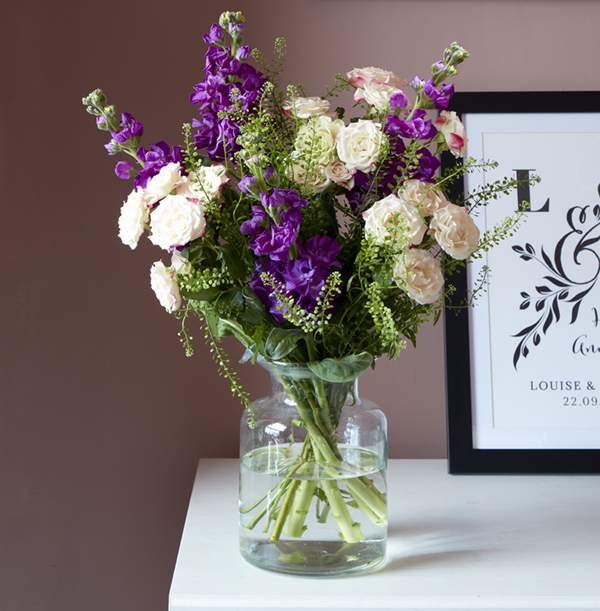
[239, 360, 387, 576]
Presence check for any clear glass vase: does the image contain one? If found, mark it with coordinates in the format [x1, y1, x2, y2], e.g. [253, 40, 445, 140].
[239, 360, 388, 576]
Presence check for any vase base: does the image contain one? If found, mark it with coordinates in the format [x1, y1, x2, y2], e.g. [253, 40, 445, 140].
[239, 537, 386, 577]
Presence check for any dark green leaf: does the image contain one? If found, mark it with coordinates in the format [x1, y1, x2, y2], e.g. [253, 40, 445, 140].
[218, 244, 248, 282]
[307, 353, 373, 383]
[217, 319, 255, 348]
[264, 328, 303, 361]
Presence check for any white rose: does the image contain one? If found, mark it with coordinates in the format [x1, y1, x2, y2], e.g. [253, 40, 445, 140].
[171, 251, 193, 275]
[145, 162, 184, 204]
[354, 81, 403, 110]
[323, 160, 355, 189]
[176, 165, 229, 203]
[434, 110, 467, 158]
[430, 203, 480, 260]
[289, 161, 331, 193]
[346, 67, 408, 89]
[294, 115, 345, 166]
[118, 187, 150, 249]
[282, 96, 331, 119]
[393, 248, 444, 305]
[149, 194, 206, 250]
[399, 179, 450, 217]
[336, 120, 382, 172]
[150, 261, 181, 313]
[363, 194, 427, 246]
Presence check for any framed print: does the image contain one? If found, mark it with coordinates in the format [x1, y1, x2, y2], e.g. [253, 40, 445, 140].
[443, 91, 600, 473]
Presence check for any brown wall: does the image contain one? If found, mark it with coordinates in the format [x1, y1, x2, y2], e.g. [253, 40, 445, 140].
[2, 0, 600, 609]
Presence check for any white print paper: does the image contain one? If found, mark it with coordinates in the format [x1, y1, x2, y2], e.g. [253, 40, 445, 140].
[464, 113, 600, 449]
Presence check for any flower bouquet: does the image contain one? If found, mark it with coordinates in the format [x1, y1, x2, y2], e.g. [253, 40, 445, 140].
[83, 11, 526, 575]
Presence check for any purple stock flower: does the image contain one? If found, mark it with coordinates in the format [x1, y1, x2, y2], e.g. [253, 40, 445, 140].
[260, 188, 307, 210]
[390, 91, 408, 110]
[190, 26, 267, 162]
[240, 205, 268, 234]
[385, 110, 437, 140]
[238, 174, 258, 195]
[115, 161, 133, 179]
[422, 80, 454, 109]
[236, 45, 251, 60]
[203, 23, 223, 45]
[247, 208, 303, 261]
[411, 147, 441, 182]
[133, 141, 184, 188]
[249, 235, 343, 322]
[281, 256, 329, 301]
[301, 236, 342, 269]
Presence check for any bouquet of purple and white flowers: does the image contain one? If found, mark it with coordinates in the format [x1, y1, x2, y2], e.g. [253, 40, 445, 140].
[83, 12, 496, 373]
[83, 10, 527, 565]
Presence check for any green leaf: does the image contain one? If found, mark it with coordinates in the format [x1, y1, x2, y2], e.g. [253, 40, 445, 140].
[264, 328, 303, 361]
[217, 319, 255, 349]
[242, 287, 269, 322]
[307, 353, 374, 383]
[218, 244, 248, 282]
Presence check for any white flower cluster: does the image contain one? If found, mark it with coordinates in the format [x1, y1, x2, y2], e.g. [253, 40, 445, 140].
[286, 100, 384, 194]
[363, 179, 480, 305]
[347, 67, 409, 111]
[116, 161, 228, 311]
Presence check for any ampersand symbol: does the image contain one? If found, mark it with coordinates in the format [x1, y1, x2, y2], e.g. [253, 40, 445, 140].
[587, 382, 595, 391]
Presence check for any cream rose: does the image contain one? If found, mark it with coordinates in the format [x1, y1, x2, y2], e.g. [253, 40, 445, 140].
[430, 203, 480, 260]
[399, 179, 450, 217]
[393, 248, 444, 305]
[294, 115, 345, 166]
[346, 67, 408, 89]
[145, 162, 183, 204]
[171, 251, 193, 275]
[434, 110, 467, 158]
[282, 96, 331, 119]
[289, 161, 331, 193]
[354, 81, 403, 110]
[150, 261, 181, 313]
[176, 165, 229, 203]
[323, 160, 355, 189]
[118, 186, 150, 249]
[336, 120, 382, 172]
[149, 194, 206, 250]
[363, 194, 427, 246]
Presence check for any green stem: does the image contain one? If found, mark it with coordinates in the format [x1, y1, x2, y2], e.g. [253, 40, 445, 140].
[269, 479, 301, 542]
[282, 478, 318, 538]
[320, 478, 364, 543]
[345, 478, 387, 526]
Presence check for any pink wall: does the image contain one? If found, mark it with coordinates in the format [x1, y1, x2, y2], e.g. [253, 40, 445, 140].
[2, 0, 600, 609]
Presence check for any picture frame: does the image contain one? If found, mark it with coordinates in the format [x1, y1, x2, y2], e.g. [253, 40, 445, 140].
[443, 91, 600, 474]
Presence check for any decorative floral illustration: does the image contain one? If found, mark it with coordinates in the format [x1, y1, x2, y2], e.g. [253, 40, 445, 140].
[512, 193, 600, 369]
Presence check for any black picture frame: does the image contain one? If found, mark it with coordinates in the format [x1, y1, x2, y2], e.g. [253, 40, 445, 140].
[443, 91, 600, 474]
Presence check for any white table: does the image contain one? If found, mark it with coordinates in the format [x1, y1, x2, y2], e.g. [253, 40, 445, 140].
[169, 459, 600, 610]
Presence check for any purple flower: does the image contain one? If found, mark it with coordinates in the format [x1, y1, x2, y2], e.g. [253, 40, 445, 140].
[260, 188, 307, 210]
[190, 28, 267, 162]
[390, 91, 408, 110]
[238, 175, 258, 195]
[281, 256, 329, 301]
[115, 161, 133, 179]
[240, 205, 268, 234]
[247, 208, 303, 261]
[203, 23, 223, 45]
[412, 147, 441, 182]
[385, 110, 437, 140]
[133, 141, 184, 188]
[422, 80, 454, 109]
[301, 236, 342, 269]
[249, 259, 288, 322]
